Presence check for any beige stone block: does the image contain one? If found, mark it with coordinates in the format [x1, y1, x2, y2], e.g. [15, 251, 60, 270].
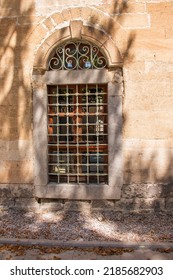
[33, 26, 71, 68]
[28, 24, 47, 45]
[118, 13, 150, 28]
[99, 1, 145, 15]
[43, 17, 55, 31]
[61, 9, 72, 21]
[132, 31, 173, 62]
[124, 94, 173, 111]
[0, 107, 32, 140]
[147, 3, 173, 13]
[45, 27, 71, 47]
[103, 39, 122, 64]
[125, 3, 146, 13]
[0, 140, 33, 161]
[95, 15, 118, 39]
[51, 13, 64, 25]
[123, 110, 173, 139]
[89, 9, 107, 26]
[0, 0, 35, 17]
[135, 28, 165, 43]
[0, 18, 17, 38]
[0, 160, 33, 183]
[124, 79, 171, 99]
[150, 12, 173, 29]
[96, 3, 119, 15]
[123, 139, 173, 150]
[70, 20, 83, 39]
[124, 61, 173, 82]
[17, 16, 44, 25]
[14, 25, 36, 47]
[81, 25, 108, 46]
[126, 32, 173, 64]
[123, 159, 172, 184]
[81, 7, 92, 21]
[70, 7, 82, 19]
[165, 28, 173, 39]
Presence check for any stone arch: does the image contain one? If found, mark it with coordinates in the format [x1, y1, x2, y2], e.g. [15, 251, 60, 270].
[32, 11, 123, 73]
[32, 8, 124, 199]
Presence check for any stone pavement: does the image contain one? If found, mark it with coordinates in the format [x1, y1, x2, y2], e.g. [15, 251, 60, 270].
[0, 238, 173, 260]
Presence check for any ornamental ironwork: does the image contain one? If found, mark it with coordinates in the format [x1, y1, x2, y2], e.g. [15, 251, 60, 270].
[48, 41, 107, 70]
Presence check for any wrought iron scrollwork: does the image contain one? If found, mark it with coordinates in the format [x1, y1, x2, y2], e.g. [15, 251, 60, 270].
[49, 41, 107, 70]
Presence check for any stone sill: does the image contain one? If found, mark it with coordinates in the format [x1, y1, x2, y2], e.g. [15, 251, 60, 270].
[35, 183, 121, 200]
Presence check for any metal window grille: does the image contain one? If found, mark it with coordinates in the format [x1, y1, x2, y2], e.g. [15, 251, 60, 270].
[48, 41, 107, 70]
[48, 84, 108, 184]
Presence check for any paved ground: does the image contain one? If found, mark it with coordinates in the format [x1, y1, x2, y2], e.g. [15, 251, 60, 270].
[1, 239, 173, 260]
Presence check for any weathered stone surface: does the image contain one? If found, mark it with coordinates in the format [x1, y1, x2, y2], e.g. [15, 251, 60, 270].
[0, 185, 13, 198]
[0, 198, 15, 209]
[64, 201, 91, 211]
[0, 184, 34, 198]
[118, 13, 150, 29]
[39, 199, 64, 212]
[114, 198, 165, 212]
[0, 161, 33, 184]
[10, 184, 35, 198]
[14, 198, 39, 210]
[0, 1, 173, 211]
[134, 198, 165, 212]
[165, 198, 173, 210]
[91, 200, 115, 209]
[114, 198, 136, 212]
[122, 184, 147, 199]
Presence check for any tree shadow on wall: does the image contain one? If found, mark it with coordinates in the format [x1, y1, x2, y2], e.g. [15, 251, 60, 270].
[1, 0, 173, 252]
[0, 0, 34, 206]
[33, 1, 173, 241]
[46, 0, 173, 243]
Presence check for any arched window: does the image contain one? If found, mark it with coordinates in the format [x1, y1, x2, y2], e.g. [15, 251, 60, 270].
[48, 40, 107, 70]
[33, 38, 123, 200]
[47, 41, 108, 184]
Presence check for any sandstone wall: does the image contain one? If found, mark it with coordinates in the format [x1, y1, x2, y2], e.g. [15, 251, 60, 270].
[0, 0, 173, 211]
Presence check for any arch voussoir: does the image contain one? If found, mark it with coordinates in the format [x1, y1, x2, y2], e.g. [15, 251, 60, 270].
[33, 9, 123, 72]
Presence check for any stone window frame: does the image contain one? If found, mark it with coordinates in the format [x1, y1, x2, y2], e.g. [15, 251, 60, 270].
[33, 67, 123, 200]
[32, 22, 123, 200]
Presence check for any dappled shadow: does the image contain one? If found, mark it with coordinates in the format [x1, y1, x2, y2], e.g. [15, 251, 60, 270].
[31, 0, 173, 243]
[0, 209, 173, 246]
[0, 0, 33, 187]
[1, 1, 173, 258]
[0, 2, 36, 216]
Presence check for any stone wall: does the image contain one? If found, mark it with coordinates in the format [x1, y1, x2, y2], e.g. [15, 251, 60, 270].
[0, 0, 173, 211]
[1, 183, 173, 212]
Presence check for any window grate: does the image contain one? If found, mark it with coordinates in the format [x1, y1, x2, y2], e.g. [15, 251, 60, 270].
[48, 84, 108, 184]
[48, 41, 107, 70]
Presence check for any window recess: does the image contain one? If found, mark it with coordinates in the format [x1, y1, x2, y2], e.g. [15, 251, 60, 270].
[48, 84, 108, 184]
